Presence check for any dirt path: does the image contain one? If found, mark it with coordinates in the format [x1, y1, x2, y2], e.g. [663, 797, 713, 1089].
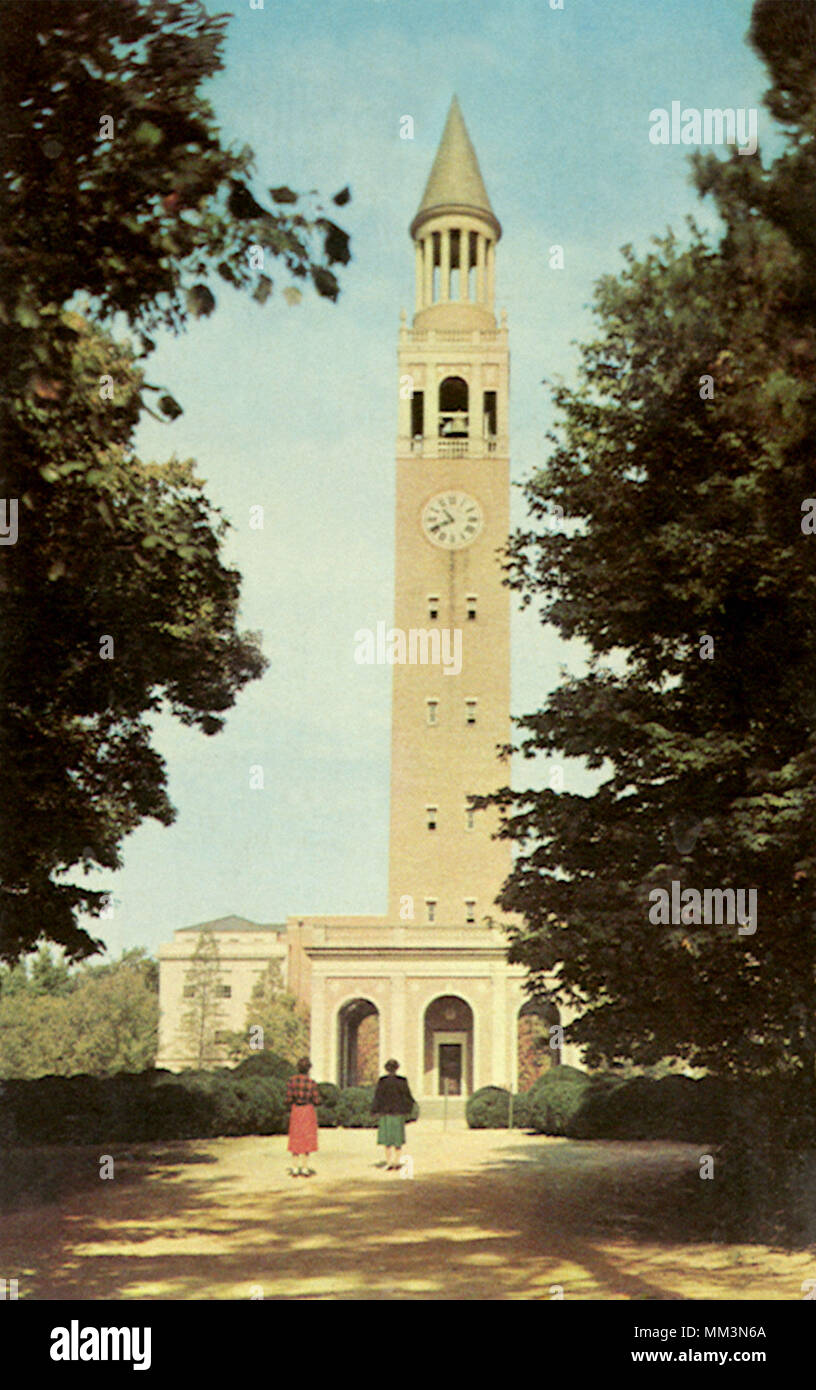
[1, 1127, 813, 1300]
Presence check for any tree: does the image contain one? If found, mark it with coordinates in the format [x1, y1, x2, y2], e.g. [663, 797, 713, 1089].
[0, 946, 159, 1077]
[226, 960, 309, 1065]
[492, 6, 816, 1097]
[0, 944, 75, 998]
[65, 962, 158, 1074]
[0, 0, 350, 962]
[1, 314, 266, 962]
[0, 0, 350, 336]
[176, 930, 228, 1070]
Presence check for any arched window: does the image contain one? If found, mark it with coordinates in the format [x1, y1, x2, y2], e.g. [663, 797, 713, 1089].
[438, 376, 469, 437]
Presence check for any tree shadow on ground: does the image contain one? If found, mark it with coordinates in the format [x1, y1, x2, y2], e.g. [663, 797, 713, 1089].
[0, 1136, 811, 1301]
[0, 1140, 219, 1211]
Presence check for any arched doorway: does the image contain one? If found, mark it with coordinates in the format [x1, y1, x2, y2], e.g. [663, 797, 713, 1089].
[337, 998, 380, 1088]
[423, 994, 474, 1097]
[517, 998, 560, 1090]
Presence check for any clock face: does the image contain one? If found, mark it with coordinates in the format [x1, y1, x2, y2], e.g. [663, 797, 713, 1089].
[421, 491, 483, 550]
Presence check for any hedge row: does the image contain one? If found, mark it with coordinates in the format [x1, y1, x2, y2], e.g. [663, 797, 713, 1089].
[0, 1052, 396, 1145]
[467, 1068, 816, 1142]
[0, 1068, 289, 1144]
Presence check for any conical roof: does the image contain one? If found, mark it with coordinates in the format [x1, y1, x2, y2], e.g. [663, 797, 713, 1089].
[410, 96, 500, 238]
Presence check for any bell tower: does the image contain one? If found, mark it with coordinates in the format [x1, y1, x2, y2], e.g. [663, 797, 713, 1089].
[388, 96, 512, 927]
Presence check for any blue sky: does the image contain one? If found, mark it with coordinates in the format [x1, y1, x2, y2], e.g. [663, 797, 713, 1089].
[81, 0, 768, 957]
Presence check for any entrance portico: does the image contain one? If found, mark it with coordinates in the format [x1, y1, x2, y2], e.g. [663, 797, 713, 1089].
[287, 919, 579, 1096]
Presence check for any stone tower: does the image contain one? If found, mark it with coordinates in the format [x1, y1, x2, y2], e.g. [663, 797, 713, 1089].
[158, 99, 579, 1094]
[387, 96, 513, 928]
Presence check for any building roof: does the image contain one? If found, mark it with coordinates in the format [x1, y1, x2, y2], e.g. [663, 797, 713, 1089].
[176, 915, 285, 934]
[411, 96, 499, 236]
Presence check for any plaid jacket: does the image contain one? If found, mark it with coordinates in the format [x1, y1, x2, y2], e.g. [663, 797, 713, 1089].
[286, 1074, 320, 1107]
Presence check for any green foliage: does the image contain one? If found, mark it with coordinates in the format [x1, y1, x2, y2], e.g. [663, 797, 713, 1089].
[0, 1064, 289, 1145]
[333, 1085, 378, 1128]
[225, 961, 310, 1066]
[489, 15, 816, 1088]
[526, 1067, 598, 1136]
[179, 1071, 288, 1138]
[316, 1081, 340, 1128]
[0, 0, 350, 333]
[0, 945, 75, 998]
[465, 1086, 532, 1129]
[0, 310, 267, 964]
[0, 0, 349, 964]
[565, 1074, 729, 1141]
[750, 0, 816, 127]
[231, 1048, 294, 1082]
[0, 947, 158, 1078]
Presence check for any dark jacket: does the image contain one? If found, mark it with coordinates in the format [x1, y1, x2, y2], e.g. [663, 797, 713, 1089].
[371, 1073, 415, 1116]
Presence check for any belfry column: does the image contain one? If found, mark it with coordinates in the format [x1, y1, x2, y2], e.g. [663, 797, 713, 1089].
[476, 234, 486, 303]
[415, 241, 424, 312]
[423, 235, 433, 304]
[440, 228, 450, 301]
[459, 228, 469, 301]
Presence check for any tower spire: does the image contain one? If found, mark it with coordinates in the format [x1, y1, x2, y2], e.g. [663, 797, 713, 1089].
[411, 97, 500, 240]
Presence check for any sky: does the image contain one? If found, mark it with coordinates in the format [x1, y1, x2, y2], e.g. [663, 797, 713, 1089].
[77, 0, 769, 959]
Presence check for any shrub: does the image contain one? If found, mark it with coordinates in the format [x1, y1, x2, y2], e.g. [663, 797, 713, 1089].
[466, 1086, 509, 1128]
[0, 1065, 290, 1144]
[162, 1069, 288, 1138]
[333, 1085, 378, 1128]
[511, 1090, 532, 1129]
[695, 1086, 816, 1244]
[211, 1076, 288, 1136]
[566, 1073, 733, 1141]
[0, 1074, 117, 1144]
[527, 1065, 596, 1136]
[231, 1050, 293, 1083]
[0, 1082, 17, 1146]
[316, 1081, 340, 1128]
[465, 1085, 534, 1129]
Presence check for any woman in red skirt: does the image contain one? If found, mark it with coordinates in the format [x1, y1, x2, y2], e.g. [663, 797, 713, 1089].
[285, 1057, 320, 1177]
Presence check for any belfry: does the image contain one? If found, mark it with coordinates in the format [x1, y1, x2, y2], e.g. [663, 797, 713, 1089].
[157, 99, 577, 1101]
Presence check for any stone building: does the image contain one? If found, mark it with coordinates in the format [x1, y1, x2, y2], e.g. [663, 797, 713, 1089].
[156, 917, 287, 1072]
[157, 99, 577, 1102]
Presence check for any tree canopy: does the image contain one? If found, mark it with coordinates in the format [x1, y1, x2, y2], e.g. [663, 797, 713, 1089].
[0, 945, 158, 1077]
[0, 0, 350, 962]
[492, 2, 816, 1089]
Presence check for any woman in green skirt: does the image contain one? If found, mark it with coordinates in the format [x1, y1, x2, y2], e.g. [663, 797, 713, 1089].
[371, 1058, 416, 1170]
